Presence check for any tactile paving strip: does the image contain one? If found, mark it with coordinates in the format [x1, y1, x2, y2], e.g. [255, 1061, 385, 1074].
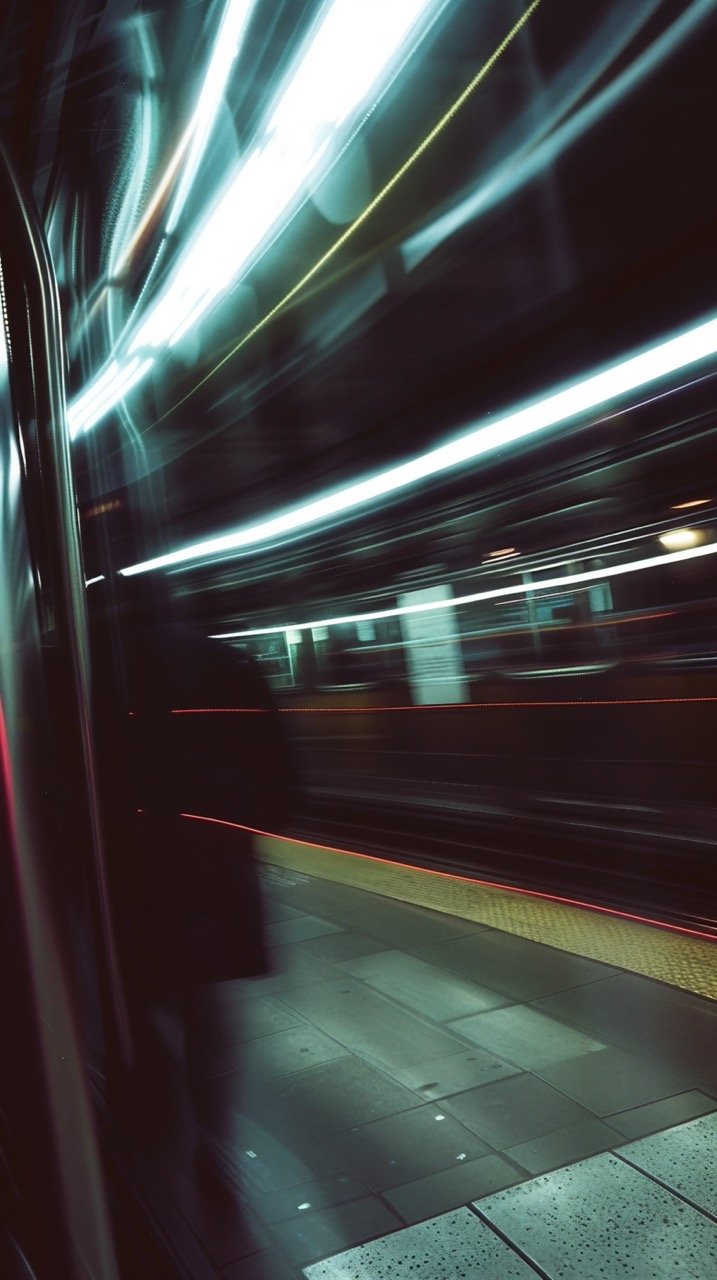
[257, 834, 717, 1001]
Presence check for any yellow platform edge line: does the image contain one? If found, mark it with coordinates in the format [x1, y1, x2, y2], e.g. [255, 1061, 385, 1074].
[257, 834, 717, 1002]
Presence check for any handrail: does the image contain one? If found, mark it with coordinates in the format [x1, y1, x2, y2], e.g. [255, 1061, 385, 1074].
[0, 140, 123, 1280]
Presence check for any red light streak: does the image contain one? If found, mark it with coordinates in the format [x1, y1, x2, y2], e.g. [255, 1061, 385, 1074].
[170, 696, 717, 714]
[179, 812, 717, 944]
[0, 699, 17, 843]
[170, 707, 268, 714]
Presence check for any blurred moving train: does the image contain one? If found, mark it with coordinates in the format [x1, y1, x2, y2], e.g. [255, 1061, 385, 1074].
[1, 0, 717, 1277]
[221, 363, 717, 930]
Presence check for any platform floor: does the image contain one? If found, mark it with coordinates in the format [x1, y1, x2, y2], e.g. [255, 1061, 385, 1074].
[155, 860, 717, 1278]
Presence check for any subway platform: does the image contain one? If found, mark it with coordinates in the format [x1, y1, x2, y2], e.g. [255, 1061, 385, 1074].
[146, 833, 717, 1278]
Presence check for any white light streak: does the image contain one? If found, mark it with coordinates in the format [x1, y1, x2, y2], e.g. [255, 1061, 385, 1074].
[402, 0, 711, 273]
[68, 356, 154, 439]
[129, 0, 438, 356]
[67, 360, 122, 435]
[165, 0, 256, 235]
[269, 0, 435, 137]
[70, 0, 442, 437]
[211, 541, 717, 640]
[119, 313, 717, 576]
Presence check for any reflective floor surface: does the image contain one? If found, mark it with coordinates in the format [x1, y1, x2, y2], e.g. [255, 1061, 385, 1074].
[306, 1115, 717, 1278]
[147, 864, 717, 1278]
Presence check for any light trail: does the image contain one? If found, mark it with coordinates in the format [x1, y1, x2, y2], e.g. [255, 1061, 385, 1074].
[201, 524, 717, 646]
[169, 697, 717, 714]
[151, 0, 543, 424]
[68, 0, 448, 437]
[120, 315, 717, 577]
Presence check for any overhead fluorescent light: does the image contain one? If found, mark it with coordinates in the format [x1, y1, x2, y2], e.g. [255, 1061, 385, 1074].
[658, 528, 704, 551]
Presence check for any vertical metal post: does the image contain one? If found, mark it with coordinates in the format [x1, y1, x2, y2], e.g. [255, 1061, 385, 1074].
[0, 142, 124, 1278]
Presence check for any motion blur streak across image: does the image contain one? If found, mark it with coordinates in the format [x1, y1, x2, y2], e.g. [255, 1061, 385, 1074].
[68, 0, 450, 438]
[2, 0, 717, 1276]
[117, 313, 717, 575]
[57, 0, 717, 935]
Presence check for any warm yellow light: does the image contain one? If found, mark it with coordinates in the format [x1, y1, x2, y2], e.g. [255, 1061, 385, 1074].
[658, 528, 703, 551]
[487, 547, 518, 558]
[671, 498, 709, 510]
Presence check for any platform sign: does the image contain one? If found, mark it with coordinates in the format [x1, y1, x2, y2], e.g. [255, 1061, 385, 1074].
[398, 584, 469, 705]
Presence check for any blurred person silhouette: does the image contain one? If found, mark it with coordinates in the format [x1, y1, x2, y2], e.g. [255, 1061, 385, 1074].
[89, 572, 296, 1194]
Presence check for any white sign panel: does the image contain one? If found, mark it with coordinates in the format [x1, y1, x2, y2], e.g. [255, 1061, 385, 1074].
[398, 583, 469, 704]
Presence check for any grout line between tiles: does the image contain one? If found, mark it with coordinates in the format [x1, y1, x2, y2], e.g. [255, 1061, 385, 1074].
[469, 1203, 552, 1278]
[614, 1148, 717, 1224]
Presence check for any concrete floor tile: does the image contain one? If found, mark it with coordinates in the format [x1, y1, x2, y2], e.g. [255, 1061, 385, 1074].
[341, 950, 509, 1022]
[229, 1113, 343, 1197]
[607, 1090, 717, 1140]
[276, 1195, 401, 1266]
[443, 1073, 592, 1149]
[230, 1027, 348, 1079]
[265, 878, 380, 919]
[262, 902, 306, 923]
[250, 1173, 369, 1224]
[479, 1151, 717, 1278]
[266, 916, 342, 946]
[303, 1207, 536, 1278]
[167, 1171, 269, 1267]
[331, 1104, 490, 1191]
[620, 1112, 717, 1217]
[504, 1116, 622, 1175]
[222, 996, 302, 1044]
[414, 930, 616, 1001]
[335, 900, 484, 950]
[447, 1003, 605, 1069]
[390, 1047, 520, 1099]
[296, 932, 387, 962]
[242, 951, 337, 999]
[268, 1057, 421, 1135]
[535, 972, 717, 1087]
[536, 1045, 689, 1115]
[384, 1156, 523, 1226]
[225, 1247, 303, 1279]
[277, 977, 462, 1069]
